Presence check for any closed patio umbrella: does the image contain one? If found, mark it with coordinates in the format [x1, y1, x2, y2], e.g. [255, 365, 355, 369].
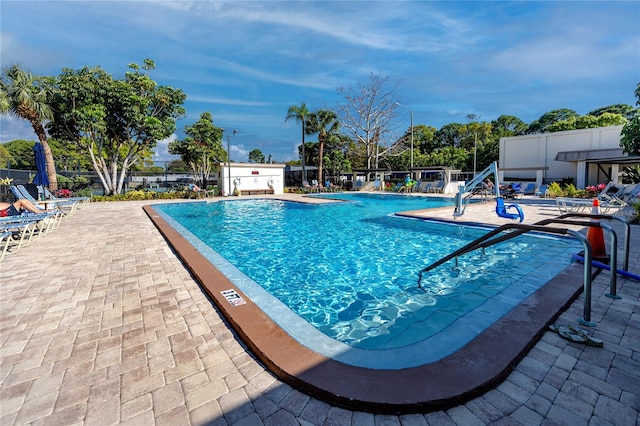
[33, 142, 49, 187]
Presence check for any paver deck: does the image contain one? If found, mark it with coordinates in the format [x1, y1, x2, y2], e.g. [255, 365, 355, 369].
[0, 195, 638, 425]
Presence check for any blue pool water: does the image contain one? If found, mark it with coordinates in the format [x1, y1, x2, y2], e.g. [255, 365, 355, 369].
[153, 193, 581, 368]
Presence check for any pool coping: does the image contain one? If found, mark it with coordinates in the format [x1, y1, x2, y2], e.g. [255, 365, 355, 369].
[143, 203, 585, 414]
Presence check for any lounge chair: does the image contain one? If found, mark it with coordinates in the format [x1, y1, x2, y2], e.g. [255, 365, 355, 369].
[10, 185, 47, 211]
[13, 184, 78, 215]
[42, 187, 90, 205]
[0, 215, 51, 251]
[0, 231, 13, 262]
[620, 183, 640, 204]
[511, 183, 524, 199]
[522, 183, 536, 195]
[496, 197, 524, 222]
[0, 210, 64, 262]
[534, 184, 549, 197]
[421, 182, 432, 193]
[429, 181, 444, 193]
[302, 181, 317, 193]
[555, 182, 627, 215]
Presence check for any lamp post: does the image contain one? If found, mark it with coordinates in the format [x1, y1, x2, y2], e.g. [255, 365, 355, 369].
[467, 114, 480, 178]
[226, 129, 238, 196]
[395, 102, 414, 176]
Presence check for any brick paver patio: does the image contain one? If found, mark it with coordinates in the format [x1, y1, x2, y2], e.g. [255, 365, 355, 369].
[0, 196, 638, 425]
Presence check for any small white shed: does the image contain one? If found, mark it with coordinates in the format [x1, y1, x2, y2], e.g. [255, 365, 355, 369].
[217, 162, 286, 196]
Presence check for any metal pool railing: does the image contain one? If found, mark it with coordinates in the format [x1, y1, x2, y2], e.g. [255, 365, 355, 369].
[416, 220, 626, 328]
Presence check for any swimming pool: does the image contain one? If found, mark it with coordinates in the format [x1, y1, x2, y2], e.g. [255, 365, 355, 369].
[151, 193, 581, 369]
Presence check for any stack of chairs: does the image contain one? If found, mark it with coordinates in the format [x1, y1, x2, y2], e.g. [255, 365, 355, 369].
[43, 187, 90, 209]
[11, 185, 82, 216]
[0, 207, 64, 262]
[2, 184, 77, 262]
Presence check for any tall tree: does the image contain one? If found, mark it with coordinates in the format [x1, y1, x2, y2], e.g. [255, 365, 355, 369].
[491, 115, 528, 139]
[0, 143, 12, 169]
[620, 83, 640, 156]
[335, 73, 400, 179]
[48, 59, 186, 195]
[285, 102, 310, 181]
[412, 124, 439, 154]
[588, 104, 636, 119]
[527, 108, 578, 134]
[305, 108, 339, 183]
[0, 65, 59, 189]
[435, 123, 465, 148]
[547, 113, 626, 132]
[168, 112, 225, 187]
[248, 149, 265, 163]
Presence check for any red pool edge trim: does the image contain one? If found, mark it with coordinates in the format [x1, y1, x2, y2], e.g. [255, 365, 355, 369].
[143, 204, 585, 415]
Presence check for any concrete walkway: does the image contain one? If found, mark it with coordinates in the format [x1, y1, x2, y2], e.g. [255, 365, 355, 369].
[0, 196, 638, 425]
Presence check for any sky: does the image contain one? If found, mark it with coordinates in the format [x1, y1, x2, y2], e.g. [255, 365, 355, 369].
[1, 1, 639, 164]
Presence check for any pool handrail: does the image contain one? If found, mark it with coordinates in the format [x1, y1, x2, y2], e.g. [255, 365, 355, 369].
[558, 213, 630, 271]
[417, 223, 599, 326]
[444, 213, 630, 299]
[469, 218, 620, 300]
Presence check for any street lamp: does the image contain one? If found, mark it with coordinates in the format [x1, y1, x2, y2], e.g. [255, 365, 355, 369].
[467, 114, 480, 178]
[395, 102, 414, 175]
[226, 129, 238, 196]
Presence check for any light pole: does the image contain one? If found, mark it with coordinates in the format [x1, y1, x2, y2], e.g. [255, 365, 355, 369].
[467, 114, 480, 178]
[396, 102, 414, 175]
[226, 129, 238, 196]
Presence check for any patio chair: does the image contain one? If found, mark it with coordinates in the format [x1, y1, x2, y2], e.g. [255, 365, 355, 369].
[429, 181, 444, 193]
[0, 231, 12, 262]
[502, 183, 523, 199]
[302, 181, 316, 193]
[14, 184, 78, 215]
[496, 197, 525, 222]
[42, 187, 89, 205]
[40, 187, 85, 214]
[522, 183, 536, 195]
[534, 184, 549, 197]
[620, 183, 640, 204]
[555, 182, 627, 215]
[0, 214, 56, 257]
[511, 183, 525, 199]
[10, 185, 47, 211]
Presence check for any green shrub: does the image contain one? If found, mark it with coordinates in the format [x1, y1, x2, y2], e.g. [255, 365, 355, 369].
[631, 202, 640, 223]
[547, 182, 564, 198]
[564, 183, 578, 198]
[75, 188, 94, 198]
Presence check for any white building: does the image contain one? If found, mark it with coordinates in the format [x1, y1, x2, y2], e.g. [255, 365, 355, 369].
[216, 162, 286, 196]
[499, 125, 639, 189]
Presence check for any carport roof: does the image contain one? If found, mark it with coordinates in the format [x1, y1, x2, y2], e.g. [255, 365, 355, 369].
[555, 148, 640, 164]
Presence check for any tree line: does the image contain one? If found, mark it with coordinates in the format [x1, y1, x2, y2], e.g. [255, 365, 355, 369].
[1, 61, 638, 193]
[288, 74, 639, 184]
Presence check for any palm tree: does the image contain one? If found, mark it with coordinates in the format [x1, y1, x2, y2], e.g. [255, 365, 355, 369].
[306, 109, 339, 185]
[285, 102, 309, 182]
[0, 65, 58, 189]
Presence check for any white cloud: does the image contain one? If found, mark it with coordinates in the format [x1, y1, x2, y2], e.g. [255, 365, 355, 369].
[0, 116, 37, 142]
[153, 134, 178, 162]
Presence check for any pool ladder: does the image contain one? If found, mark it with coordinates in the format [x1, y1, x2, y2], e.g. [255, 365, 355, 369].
[417, 214, 631, 327]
